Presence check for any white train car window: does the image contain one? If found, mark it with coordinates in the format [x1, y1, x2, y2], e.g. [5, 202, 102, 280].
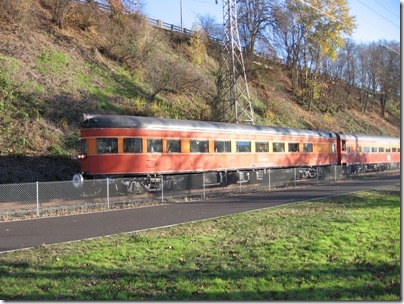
[236, 141, 251, 153]
[256, 142, 269, 152]
[273, 142, 285, 153]
[80, 139, 87, 154]
[124, 138, 143, 153]
[190, 140, 209, 153]
[96, 138, 118, 154]
[303, 143, 313, 153]
[167, 139, 181, 153]
[288, 143, 299, 153]
[214, 140, 231, 153]
[147, 139, 163, 153]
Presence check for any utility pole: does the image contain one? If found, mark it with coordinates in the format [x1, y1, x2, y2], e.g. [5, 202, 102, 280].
[221, 0, 255, 124]
[180, 0, 183, 32]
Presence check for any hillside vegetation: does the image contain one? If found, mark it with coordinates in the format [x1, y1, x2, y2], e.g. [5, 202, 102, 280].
[0, 0, 400, 183]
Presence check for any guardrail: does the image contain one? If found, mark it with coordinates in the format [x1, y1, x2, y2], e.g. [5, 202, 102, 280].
[0, 164, 399, 221]
[76, 0, 195, 35]
[147, 17, 193, 36]
[75, 0, 277, 61]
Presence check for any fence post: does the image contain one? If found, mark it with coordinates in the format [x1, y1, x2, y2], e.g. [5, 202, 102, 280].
[36, 181, 39, 217]
[161, 175, 164, 203]
[202, 173, 206, 199]
[107, 178, 110, 209]
[268, 169, 271, 190]
[334, 165, 337, 181]
[239, 171, 241, 193]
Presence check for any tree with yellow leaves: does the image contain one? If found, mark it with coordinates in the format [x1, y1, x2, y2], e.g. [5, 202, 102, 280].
[271, 0, 356, 110]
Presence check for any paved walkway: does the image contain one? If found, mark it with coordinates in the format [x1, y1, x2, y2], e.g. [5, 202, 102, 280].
[0, 175, 399, 253]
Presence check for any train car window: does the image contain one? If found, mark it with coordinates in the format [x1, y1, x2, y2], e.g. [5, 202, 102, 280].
[236, 141, 251, 153]
[214, 140, 231, 153]
[124, 138, 142, 153]
[364, 147, 370, 153]
[80, 139, 87, 154]
[331, 144, 336, 153]
[347, 146, 351, 154]
[147, 139, 163, 153]
[371, 147, 377, 153]
[341, 140, 347, 151]
[96, 138, 118, 154]
[303, 143, 313, 153]
[167, 139, 181, 153]
[357, 147, 362, 153]
[392, 148, 397, 152]
[379, 147, 385, 153]
[190, 140, 209, 153]
[386, 147, 391, 152]
[256, 142, 269, 153]
[398, 148, 400, 152]
[288, 143, 299, 152]
[273, 142, 285, 153]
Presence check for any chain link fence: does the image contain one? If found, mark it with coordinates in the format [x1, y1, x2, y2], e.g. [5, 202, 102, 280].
[0, 164, 399, 220]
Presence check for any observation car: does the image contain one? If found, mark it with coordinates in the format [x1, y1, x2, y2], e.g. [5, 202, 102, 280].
[73, 114, 400, 191]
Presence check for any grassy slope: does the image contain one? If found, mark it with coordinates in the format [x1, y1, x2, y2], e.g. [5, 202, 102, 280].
[0, 2, 400, 183]
[0, 186, 400, 300]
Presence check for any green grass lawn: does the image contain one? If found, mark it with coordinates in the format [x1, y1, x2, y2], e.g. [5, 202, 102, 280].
[0, 186, 400, 300]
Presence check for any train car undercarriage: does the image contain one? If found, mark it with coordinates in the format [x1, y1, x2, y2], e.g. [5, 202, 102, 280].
[73, 166, 326, 194]
[73, 161, 397, 195]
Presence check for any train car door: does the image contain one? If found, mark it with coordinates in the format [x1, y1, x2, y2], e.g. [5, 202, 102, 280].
[335, 133, 342, 165]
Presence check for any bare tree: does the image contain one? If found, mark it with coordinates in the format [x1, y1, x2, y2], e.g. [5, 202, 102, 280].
[374, 41, 400, 117]
[107, 0, 124, 15]
[270, 1, 305, 89]
[50, 0, 72, 29]
[102, 13, 160, 69]
[121, 0, 144, 13]
[237, 0, 272, 60]
[354, 43, 373, 113]
[71, 0, 101, 30]
[197, 14, 222, 43]
[146, 55, 211, 103]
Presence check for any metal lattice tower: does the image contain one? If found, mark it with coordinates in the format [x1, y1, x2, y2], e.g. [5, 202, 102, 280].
[221, 0, 255, 124]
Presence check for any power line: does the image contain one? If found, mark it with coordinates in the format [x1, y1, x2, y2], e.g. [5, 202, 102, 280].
[381, 44, 400, 55]
[190, 0, 217, 5]
[355, 0, 400, 29]
[296, 0, 354, 41]
[371, 0, 400, 19]
[296, 0, 344, 25]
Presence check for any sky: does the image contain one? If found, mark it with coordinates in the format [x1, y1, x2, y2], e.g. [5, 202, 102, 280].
[141, 0, 401, 43]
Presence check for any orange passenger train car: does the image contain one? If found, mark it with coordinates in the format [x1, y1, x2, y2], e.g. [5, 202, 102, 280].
[73, 114, 400, 190]
[336, 133, 400, 169]
[76, 114, 340, 178]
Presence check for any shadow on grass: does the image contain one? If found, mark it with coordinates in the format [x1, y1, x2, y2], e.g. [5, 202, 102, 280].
[110, 70, 149, 101]
[0, 260, 400, 300]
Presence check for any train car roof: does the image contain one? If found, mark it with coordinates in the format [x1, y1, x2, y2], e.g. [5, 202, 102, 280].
[338, 133, 400, 143]
[81, 114, 337, 138]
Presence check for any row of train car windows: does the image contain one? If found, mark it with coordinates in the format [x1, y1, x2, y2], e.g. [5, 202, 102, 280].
[84, 138, 321, 154]
[82, 138, 400, 155]
[346, 146, 400, 153]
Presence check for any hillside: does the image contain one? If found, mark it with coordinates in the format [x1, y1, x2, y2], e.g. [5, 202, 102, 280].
[0, 0, 400, 183]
